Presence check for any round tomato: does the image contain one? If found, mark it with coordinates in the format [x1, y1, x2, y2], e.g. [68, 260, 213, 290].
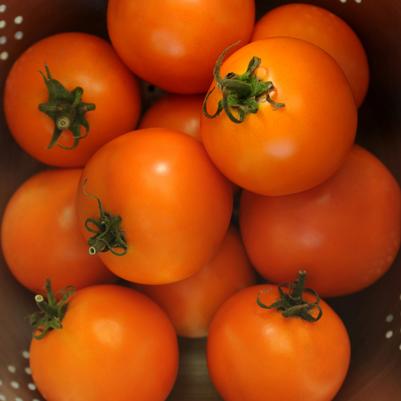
[140, 95, 203, 140]
[76, 128, 233, 285]
[1, 169, 114, 294]
[252, 3, 369, 107]
[240, 145, 401, 297]
[138, 228, 256, 338]
[107, 0, 255, 94]
[200, 38, 357, 196]
[30, 284, 178, 401]
[207, 278, 350, 401]
[4, 32, 140, 167]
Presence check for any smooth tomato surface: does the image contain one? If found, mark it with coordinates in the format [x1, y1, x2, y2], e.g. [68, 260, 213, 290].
[4, 33, 140, 167]
[107, 0, 255, 93]
[139, 228, 255, 338]
[1, 169, 114, 294]
[207, 285, 350, 401]
[240, 146, 401, 297]
[140, 94, 203, 140]
[252, 3, 369, 107]
[77, 128, 233, 285]
[30, 285, 178, 401]
[200, 38, 357, 196]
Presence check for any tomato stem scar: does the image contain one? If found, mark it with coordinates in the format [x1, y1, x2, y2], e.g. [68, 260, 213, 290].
[202, 42, 285, 124]
[256, 271, 323, 322]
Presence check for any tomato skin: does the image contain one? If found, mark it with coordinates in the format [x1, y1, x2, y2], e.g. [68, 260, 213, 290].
[239, 146, 401, 297]
[77, 128, 233, 285]
[4, 32, 140, 167]
[200, 38, 357, 196]
[207, 285, 350, 401]
[30, 285, 178, 401]
[138, 228, 256, 338]
[252, 3, 369, 107]
[140, 95, 203, 140]
[107, 0, 255, 94]
[1, 169, 114, 294]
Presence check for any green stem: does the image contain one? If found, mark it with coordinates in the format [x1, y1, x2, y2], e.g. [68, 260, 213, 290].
[203, 44, 285, 124]
[257, 271, 323, 322]
[38, 65, 96, 150]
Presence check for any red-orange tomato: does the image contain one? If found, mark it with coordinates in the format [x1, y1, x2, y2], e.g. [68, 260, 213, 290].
[107, 0, 255, 94]
[4, 33, 140, 167]
[207, 285, 350, 401]
[139, 228, 256, 338]
[240, 146, 401, 297]
[30, 285, 178, 401]
[252, 3, 369, 107]
[76, 128, 233, 285]
[140, 95, 203, 140]
[200, 38, 357, 196]
[1, 169, 114, 294]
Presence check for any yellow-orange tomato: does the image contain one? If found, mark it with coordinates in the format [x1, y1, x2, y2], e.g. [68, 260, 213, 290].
[240, 146, 401, 297]
[208, 284, 350, 401]
[140, 95, 203, 140]
[4, 33, 140, 167]
[107, 0, 255, 93]
[200, 38, 357, 196]
[30, 285, 178, 401]
[139, 228, 256, 338]
[252, 3, 369, 107]
[76, 129, 233, 285]
[1, 169, 114, 293]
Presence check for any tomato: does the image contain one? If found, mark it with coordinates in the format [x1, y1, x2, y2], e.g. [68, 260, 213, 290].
[252, 3, 369, 107]
[138, 228, 256, 338]
[1, 169, 114, 294]
[4, 32, 140, 167]
[240, 146, 401, 297]
[207, 278, 350, 401]
[30, 284, 178, 401]
[200, 38, 357, 196]
[76, 128, 233, 285]
[140, 95, 203, 140]
[107, 0, 255, 94]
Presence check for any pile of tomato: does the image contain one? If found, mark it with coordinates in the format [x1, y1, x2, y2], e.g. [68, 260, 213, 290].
[1, 1, 400, 401]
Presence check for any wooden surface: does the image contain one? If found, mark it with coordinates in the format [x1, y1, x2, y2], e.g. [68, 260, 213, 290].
[0, 0, 401, 400]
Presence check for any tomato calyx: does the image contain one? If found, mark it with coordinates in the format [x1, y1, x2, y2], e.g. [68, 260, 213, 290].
[203, 43, 285, 124]
[83, 179, 128, 257]
[257, 271, 322, 322]
[29, 279, 75, 340]
[38, 65, 96, 150]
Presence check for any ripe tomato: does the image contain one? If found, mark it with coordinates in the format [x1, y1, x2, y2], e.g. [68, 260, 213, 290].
[138, 228, 256, 338]
[200, 38, 357, 196]
[30, 284, 178, 401]
[107, 0, 255, 94]
[140, 95, 203, 140]
[4, 32, 140, 167]
[207, 279, 350, 401]
[240, 146, 401, 297]
[76, 128, 233, 285]
[1, 169, 114, 294]
[252, 3, 369, 107]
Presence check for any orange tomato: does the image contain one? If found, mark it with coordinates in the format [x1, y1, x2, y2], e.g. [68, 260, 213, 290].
[1, 169, 114, 293]
[107, 0, 255, 93]
[208, 283, 350, 401]
[4, 33, 140, 167]
[140, 95, 203, 140]
[252, 3, 369, 107]
[139, 228, 256, 338]
[240, 146, 401, 297]
[76, 128, 233, 285]
[30, 285, 178, 401]
[200, 38, 357, 196]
